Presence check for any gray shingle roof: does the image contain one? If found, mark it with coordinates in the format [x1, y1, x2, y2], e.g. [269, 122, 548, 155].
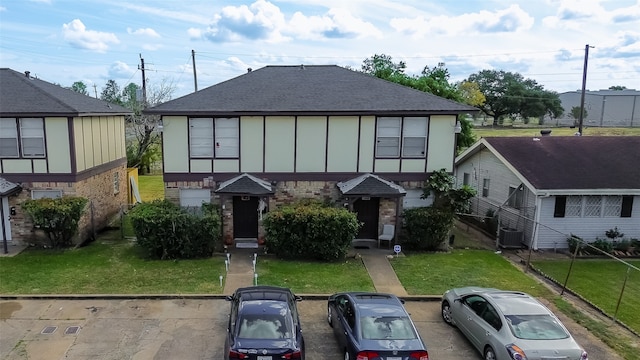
[145, 65, 477, 116]
[0, 177, 21, 196]
[0, 68, 131, 116]
[481, 136, 640, 190]
[337, 173, 406, 197]
[215, 173, 274, 195]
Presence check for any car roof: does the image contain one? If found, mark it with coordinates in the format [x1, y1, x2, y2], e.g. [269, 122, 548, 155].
[485, 291, 550, 316]
[346, 293, 408, 317]
[235, 286, 294, 302]
[239, 299, 292, 316]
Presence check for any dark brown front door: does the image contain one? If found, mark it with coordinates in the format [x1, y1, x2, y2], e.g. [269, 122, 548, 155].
[233, 196, 259, 238]
[354, 197, 379, 239]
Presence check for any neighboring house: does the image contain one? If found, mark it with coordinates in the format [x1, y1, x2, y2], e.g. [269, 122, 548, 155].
[552, 89, 640, 127]
[0, 68, 131, 248]
[145, 65, 476, 247]
[455, 135, 640, 250]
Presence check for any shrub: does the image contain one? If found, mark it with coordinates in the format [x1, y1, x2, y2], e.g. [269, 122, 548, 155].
[128, 200, 221, 259]
[263, 203, 359, 261]
[588, 238, 613, 254]
[401, 207, 454, 251]
[567, 234, 583, 254]
[22, 196, 89, 248]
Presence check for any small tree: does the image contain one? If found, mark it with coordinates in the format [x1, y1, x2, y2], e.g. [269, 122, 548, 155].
[402, 169, 475, 251]
[22, 196, 89, 248]
[569, 106, 587, 126]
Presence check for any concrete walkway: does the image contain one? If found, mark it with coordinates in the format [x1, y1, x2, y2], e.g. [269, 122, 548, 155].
[223, 246, 409, 297]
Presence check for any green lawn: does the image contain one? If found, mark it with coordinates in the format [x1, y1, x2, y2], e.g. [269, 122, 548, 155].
[391, 250, 551, 297]
[256, 257, 375, 294]
[138, 174, 164, 202]
[532, 259, 640, 334]
[0, 231, 226, 294]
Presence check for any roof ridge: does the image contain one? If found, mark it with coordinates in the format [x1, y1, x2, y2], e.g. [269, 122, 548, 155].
[6, 69, 77, 113]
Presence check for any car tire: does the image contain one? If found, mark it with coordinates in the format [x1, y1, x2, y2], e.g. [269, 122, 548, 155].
[484, 346, 496, 360]
[441, 300, 454, 326]
[343, 350, 350, 360]
[327, 306, 333, 327]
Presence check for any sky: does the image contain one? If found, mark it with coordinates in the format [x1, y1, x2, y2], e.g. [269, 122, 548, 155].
[1, 0, 639, 99]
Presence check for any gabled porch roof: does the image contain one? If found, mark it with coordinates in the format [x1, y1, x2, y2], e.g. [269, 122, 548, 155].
[0, 177, 21, 197]
[215, 173, 274, 195]
[337, 173, 406, 197]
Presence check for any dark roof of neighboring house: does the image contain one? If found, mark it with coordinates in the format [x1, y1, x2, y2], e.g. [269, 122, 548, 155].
[460, 136, 640, 190]
[0, 68, 131, 117]
[337, 173, 406, 197]
[215, 173, 274, 195]
[145, 65, 477, 116]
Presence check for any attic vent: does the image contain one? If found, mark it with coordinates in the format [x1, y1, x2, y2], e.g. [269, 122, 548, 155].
[247, 68, 252, 72]
[25, 71, 30, 78]
[300, 64, 305, 70]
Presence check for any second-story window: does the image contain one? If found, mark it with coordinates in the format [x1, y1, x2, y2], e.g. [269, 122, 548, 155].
[189, 117, 239, 158]
[0, 117, 45, 158]
[376, 116, 428, 158]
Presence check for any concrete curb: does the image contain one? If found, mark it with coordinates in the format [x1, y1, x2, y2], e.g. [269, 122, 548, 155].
[0, 294, 443, 301]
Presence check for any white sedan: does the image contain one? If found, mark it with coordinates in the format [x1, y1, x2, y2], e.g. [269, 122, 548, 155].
[441, 287, 588, 360]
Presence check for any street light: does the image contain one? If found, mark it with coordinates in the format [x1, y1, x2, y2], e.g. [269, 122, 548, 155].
[578, 44, 594, 136]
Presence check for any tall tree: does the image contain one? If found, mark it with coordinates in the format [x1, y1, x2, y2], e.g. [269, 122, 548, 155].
[100, 80, 123, 105]
[69, 81, 89, 95]
[466, 70, 562, 125]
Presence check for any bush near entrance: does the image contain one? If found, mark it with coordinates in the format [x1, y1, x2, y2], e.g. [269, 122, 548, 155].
[22, 196, 88, 248]
[129, 200, 221, 259]
[263, 202, 359, 261]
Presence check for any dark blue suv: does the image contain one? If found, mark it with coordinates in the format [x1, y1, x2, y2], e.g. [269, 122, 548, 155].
[225, 286, 305, 360]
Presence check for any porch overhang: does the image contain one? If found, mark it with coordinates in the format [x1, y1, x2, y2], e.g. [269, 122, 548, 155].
[337, 173, 406, 198]
[214, 173, 275, 196]
[0, 177, 22, 197]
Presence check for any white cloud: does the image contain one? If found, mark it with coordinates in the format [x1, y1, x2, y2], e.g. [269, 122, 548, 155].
[107, 61, 135, 79]
[127, 27, 160, 38]
[62, 19, 119, 53]
[542, 0, 608, 28]
[390, 4, 534, 37]
[288, 8, 382, 40]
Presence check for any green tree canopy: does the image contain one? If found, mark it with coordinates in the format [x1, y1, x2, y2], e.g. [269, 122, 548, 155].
[69, 81, 89, 95]
[466, 70, 563, 125]
[100, 79, 123, 105]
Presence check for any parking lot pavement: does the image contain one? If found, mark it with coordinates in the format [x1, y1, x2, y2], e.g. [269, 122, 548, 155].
[0, 299, 483, 360]
[0, 298, 620, 360]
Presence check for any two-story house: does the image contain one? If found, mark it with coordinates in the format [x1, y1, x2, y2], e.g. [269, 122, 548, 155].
[145, 65, 476, 247]
[455, 135, 640, 250]
[0, 68, 131, 249]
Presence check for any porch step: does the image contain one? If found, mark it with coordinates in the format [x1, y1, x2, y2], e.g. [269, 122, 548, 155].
[235, 238, 259, 249]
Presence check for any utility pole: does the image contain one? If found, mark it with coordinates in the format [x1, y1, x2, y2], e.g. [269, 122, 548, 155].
[578, 44, 594, 135]
[139, 54, 147, 108]
[192, 49, 198, 92]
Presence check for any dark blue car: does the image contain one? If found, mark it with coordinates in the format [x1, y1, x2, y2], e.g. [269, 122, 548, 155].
[225, 286, 305, 360]
[327, 292, 428, 360]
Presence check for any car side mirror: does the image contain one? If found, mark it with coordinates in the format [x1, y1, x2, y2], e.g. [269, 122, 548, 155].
[225, 295, 233, 301]
[295, 296, 303, 302]
[400, 298, 406, 304]
[454, 298, 462, 303]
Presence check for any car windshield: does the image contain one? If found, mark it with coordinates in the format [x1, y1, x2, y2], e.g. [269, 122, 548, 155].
[360, 316, 417, 340]
[505, 314, 569, 340]
[238, 314, 291, 339]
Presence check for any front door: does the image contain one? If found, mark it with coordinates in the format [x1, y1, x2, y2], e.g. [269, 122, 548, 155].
[0, 197, 11, 243]
[233, 196, 259, 238]
[353, 197, 379, 239]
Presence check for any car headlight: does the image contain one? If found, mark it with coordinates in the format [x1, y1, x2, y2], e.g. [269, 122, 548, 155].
[506, 344, 528, 360]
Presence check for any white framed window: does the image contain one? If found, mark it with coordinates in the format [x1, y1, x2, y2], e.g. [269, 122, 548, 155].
[482, 179, 490, 197]
[604, 196, 622, 217]
[179, 189, 211, 207]
[565, 196, 582, 217]
[31, 190, 62, 199]
[189, 118, 214, 157]
[376, 117, 401, 157]
[463, 173, 470, 186]
[215, 117, 239, 158]
[0, 118, 19, 157]
[113, 172, 120, 195]
[20, 118, 45, 157]
[507, 185, 523, 209]
[402, 117, 428, 157]
[189, 117, 239, 158]
[584, 196, 602, 217]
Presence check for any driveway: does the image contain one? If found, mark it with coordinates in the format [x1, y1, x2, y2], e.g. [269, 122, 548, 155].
[0, 298, 619, 360]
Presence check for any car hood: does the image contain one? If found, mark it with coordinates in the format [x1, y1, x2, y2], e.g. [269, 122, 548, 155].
[516, 338, 585, 359]
[359, 338, 426, 352]
[233, 338, 297, 351]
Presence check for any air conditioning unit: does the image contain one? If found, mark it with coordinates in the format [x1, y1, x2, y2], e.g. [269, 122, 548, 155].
[499, 227, 523, 248]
